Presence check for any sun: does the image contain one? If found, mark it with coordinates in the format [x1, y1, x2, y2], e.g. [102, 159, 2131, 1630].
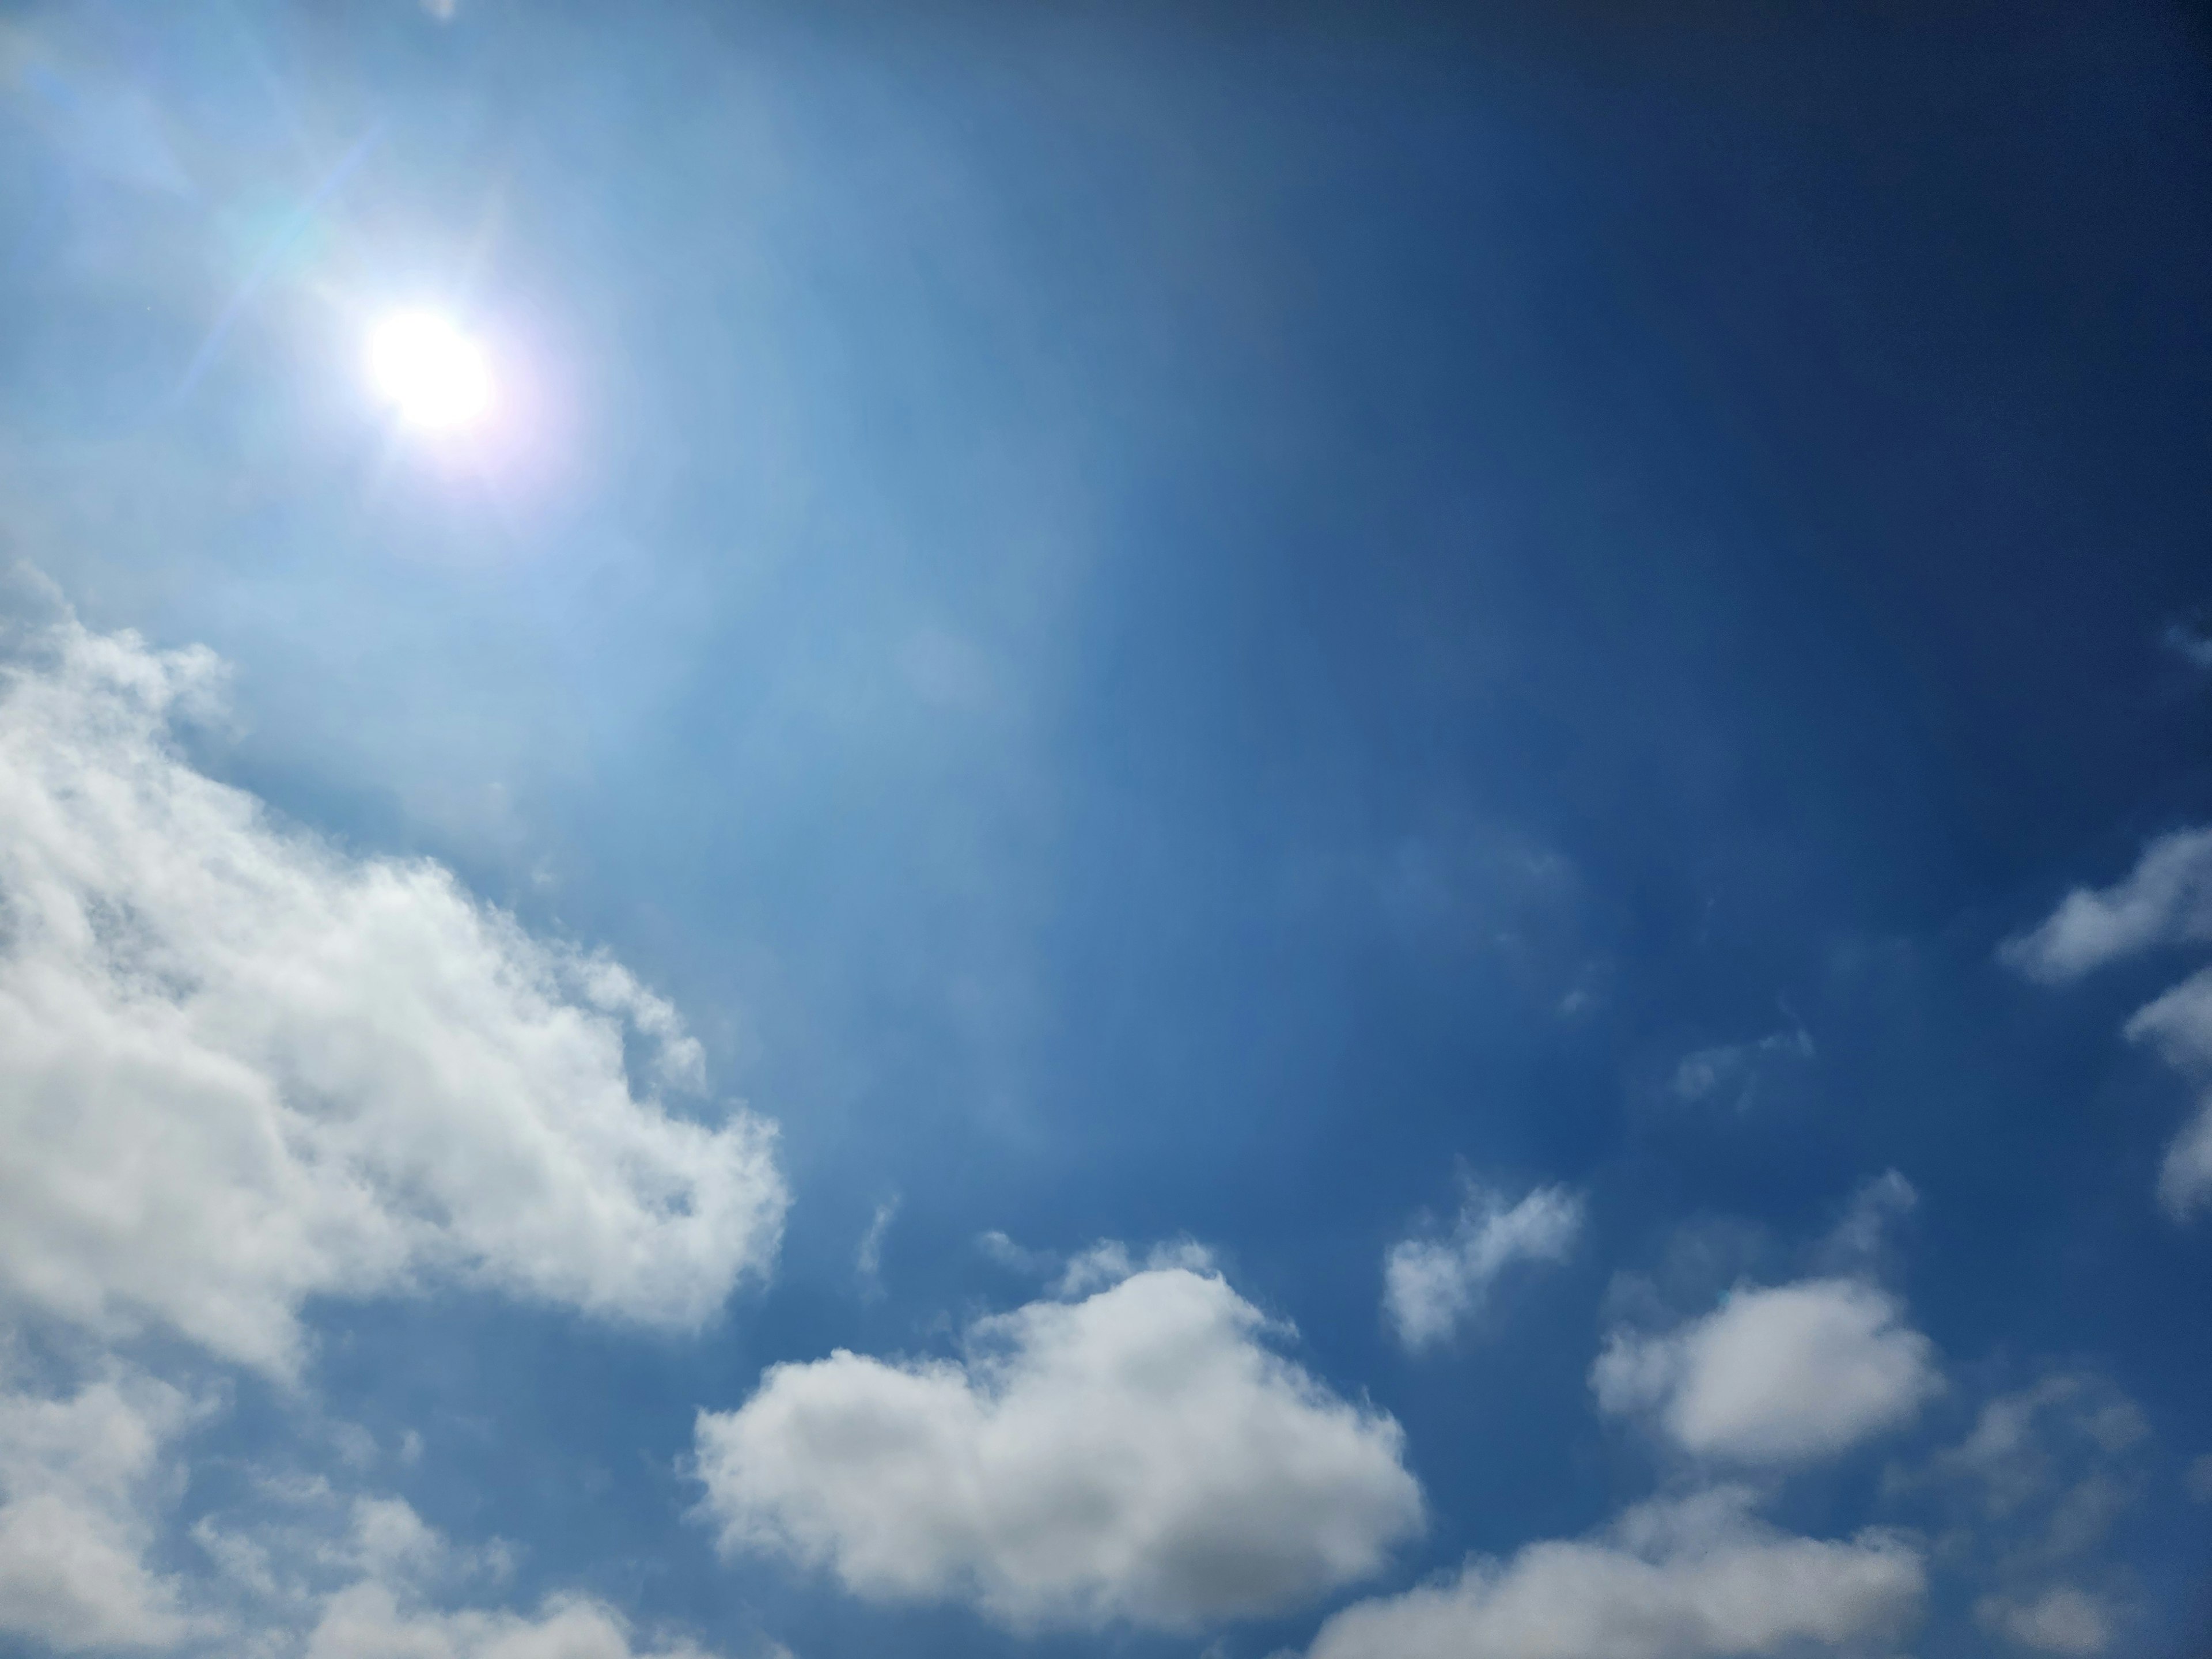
[365, 309, 494, 433]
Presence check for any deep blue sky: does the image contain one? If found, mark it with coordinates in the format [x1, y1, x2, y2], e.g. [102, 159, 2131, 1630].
[2, 3, 2210, 1657]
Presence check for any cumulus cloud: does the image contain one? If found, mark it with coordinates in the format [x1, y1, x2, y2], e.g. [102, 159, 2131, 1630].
[1304, 1485, 1924, 1659]
[1593, 1279, 1940, 1464]
[1383, 1181, 1584, 1350]
[0, 1368, 201, 1652]
[692, 1263, 1423, 1631]
[0, 609, 786, 1373]
[2002, 829, 2212, 1217]
[2000, 829, 2212, 984]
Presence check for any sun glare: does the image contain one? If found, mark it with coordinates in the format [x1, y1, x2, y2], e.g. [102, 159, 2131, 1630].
[366, 309, 494, 433]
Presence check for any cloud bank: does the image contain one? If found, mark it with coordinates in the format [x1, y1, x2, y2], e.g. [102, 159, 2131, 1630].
[694, 1259, 1423, 1631]
[0, 609, 787, 1375]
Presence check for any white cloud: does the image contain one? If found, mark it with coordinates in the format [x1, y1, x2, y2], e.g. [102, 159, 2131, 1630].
[1593, 1279, 1940, 1464]
[305, 1583, 712, 1659]
[2003, 830, 2212, 1217]
[2000, 829, 2212, 984]
[975, 1230, 1055, 1275]
[195, 1486, 445, 1612]
[1384, 1181, 1584, 1351]
[0, 1368, 202, 1652]
[190, 1472, 721, 1659]
[0, 610, 786, 1373]
[692, 1264, 1423, 1631]
[2120, 967, 2212, 1217]
[1940, 1377, 2104, 1514]
[1977, 1587, 2113, 1656]
[1053, 1240, 1139, 1297]
[855, 1196, 899, 1296]
[1928, 1372, 2149, 1575]
[1668, 1023, 1814, 1110]
[1304, 1486, 1924, 1659]
[1819, 1171, 1917, 1268]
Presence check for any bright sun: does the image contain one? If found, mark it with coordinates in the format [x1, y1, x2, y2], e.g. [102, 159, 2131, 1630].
[365, 309, 494, 433]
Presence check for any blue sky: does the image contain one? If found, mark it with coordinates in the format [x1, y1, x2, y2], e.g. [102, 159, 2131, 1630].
[1, 2, 2210, 1657]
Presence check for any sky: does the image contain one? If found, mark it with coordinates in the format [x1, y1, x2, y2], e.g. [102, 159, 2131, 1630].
[1, 2, 2210, 1657]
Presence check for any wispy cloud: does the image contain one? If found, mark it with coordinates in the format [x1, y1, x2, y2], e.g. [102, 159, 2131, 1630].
[2001, 829, 2212, 986]
[2003, 828, 2212, 1216]
[855, 1196, 900, 1298]
[1902, 1369, 2154, 1657]
[1384, 1180, 1584, 1351]
[1667, 1013, 1815, 1111]
[2162, 616, 2212, 672]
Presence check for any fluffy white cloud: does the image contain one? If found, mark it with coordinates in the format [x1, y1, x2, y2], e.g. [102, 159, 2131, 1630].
[305, 1584, 714, 1659]
[1593, 1279, 1940, 1464]
[1384, 1181, 1584, 1350]
[0, 1369, 200, 1652]
[692, 1261, 1423, 1631]
[1999, 829, 2212, 984]
[1304, 1486, 1924, 1659]
[0, 611, 786, 1373]
[1976, 1588, 2113, 1656]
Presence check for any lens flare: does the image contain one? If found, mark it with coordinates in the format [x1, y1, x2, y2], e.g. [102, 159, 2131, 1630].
[365, 309, 493, 433]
